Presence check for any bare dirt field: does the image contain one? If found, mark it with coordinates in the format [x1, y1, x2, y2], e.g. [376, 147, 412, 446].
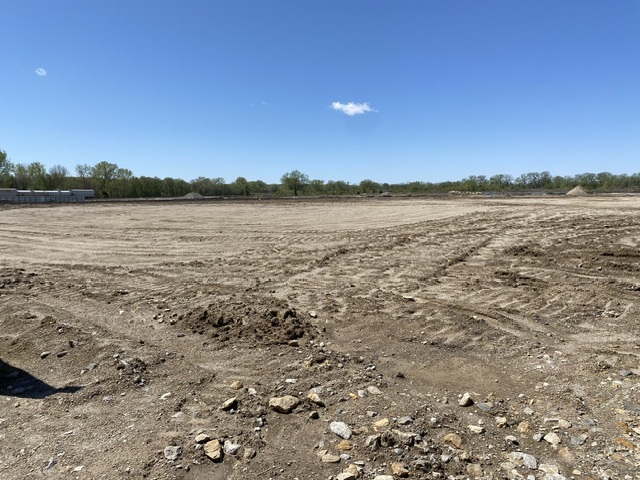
[1, 196, 639, 480]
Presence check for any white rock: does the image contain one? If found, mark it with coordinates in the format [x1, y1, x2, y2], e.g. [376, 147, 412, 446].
[330, 421, 353, 439]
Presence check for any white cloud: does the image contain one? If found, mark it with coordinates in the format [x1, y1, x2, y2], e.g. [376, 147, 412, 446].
[331, 101, 377, 116]
[35, 68, 47, 76]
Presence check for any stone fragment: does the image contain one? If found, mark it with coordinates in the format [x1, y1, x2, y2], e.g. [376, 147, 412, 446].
[467, 463, 483, 477]
[229, 380, 243, 390]
[517, 421, 532, 433]
[367, 386, 383, 395]
[330, 421, 353, 439]
[495, 416, 508, 427]
[373, 418, 389, 429]
[335, 440, 354, 451]
[40, 351, 51, 359]
[505, 435, 519, 445]
[223, 440, 241, 455]
[307, 392, 325, 406]
[309, 410, 320, 419]
[204, 440, 223, 462]
[269, 395, 300, 414]
[391, 462, 409, 477]
[459, 392, 473, 406]
[391, 429, 417, 446]
[469, 425, 485, 434]
[558, 446, 574, 461]
[544, 432, 561, 445]
[221, 397, 238, 411]
[365, 434, 381, 449]
[243, 447, 256, 460]
[443, 432, 463, 449]
[397, 416, 413, 425]
[373, 476, 394, 480]
[336, 472, 357, 480]
[195, 433, 212, 444]
[510, 451, 538, 469]
[321, 453, 341, 463]
[163, 446, 181, 461]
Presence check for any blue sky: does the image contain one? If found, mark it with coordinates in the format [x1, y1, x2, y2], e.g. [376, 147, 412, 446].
[1, 1, 638, 184]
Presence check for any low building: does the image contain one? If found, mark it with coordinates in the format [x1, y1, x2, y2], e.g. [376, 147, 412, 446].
[0, 189, 95, 203]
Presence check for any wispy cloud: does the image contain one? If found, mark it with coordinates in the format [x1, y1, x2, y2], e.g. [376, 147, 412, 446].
[35, 68, 47, 76]
[330, 101, 377, 116]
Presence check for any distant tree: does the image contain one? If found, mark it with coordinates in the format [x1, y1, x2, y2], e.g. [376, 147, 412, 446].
[0, 149, 14, 187]
[234, 176, 250, 196]
[281, 170, 309, 196]
[13, 164, 30, 189]
[307, 179, 325, 195]
[75, 164, 93, 188]
[359, 179, 381, 194]
[47, 164, 69, 189]
[91, 161, 119, 197]
[27, 162, 47, 189]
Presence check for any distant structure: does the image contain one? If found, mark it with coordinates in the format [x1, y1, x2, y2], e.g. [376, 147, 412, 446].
[0, 189, 95, 203]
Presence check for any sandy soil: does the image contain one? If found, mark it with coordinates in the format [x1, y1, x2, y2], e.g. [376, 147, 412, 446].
[1, 196, 639, 480]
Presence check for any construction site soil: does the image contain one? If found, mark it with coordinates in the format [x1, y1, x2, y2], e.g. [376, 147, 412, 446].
[1, 195, 639, 480]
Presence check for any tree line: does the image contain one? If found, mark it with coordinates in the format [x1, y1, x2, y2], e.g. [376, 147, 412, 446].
[2, 149, 640, 199]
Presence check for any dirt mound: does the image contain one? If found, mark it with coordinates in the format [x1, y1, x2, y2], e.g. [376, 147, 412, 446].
[180, 296, 318, 345]
[566, 185, 588, 196]
[183, 192, 203, 199]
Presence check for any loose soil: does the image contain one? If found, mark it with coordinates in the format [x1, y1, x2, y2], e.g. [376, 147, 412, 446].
[1, 196, 639, 479]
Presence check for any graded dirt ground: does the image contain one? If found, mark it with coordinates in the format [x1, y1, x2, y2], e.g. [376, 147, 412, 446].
[1, 196, 639, 480]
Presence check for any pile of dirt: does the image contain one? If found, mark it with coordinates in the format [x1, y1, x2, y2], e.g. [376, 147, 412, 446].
[566, 185, 588, 196]
[183, 192, 203, 199]
[180, 295, 319, 345]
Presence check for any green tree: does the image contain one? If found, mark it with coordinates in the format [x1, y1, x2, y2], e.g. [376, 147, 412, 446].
[281, 170, 309, 196]
[0, 149, 14, 187]
[91, 161, 119, 197]
[28, 162, 47, 189]
[47, 164, 69, 189]
[75, 164, 93, 189]
[234, 176, 250, 196]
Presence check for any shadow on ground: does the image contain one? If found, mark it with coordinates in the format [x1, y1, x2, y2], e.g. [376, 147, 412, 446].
[0, 358, 81, 399]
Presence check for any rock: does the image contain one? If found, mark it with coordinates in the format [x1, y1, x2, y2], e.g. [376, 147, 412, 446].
[495, 416, 508, 427]
[336, 472, 357, 480]
[558, 446, 574, 461]
[397, 416, 413, 425]
[194, 433, 212, 444]
[391, 462, 409, 477]
[40, 351, 51, 359]
[365, 434, 381, 449]
[204, 440, 223, 462]
[344, 463, 363, 478]
[373, 418, 389, 429]
[467, 463, 483, 477]
[309, 410, 320, 419]
[330, 421, 353, 439]
[505, 435, 519, 445]
[468, 425, 485, 434]
[443, 432, 463, 449]
[517, 421, 532, 433]
[335, 439, 354, 451]
[367, 386, 383, 395]
[223, 440, 241, 455]
[229, 380, 243, 390]
[544, 432, 561, 445]
[269, 395, 300, 413]
[459, 392, 473, 406]
[221, 397, 238, 411]
[307, 392, 325, 406]
[557, 419, 571, 429]
[391, 429, 417, 446]
[163, 446, 181, 461]
[243, 447, 257, 460]
[510, 452, 538, 469]
[321, 453, 341, 463]
[373, 476, 394, 480]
